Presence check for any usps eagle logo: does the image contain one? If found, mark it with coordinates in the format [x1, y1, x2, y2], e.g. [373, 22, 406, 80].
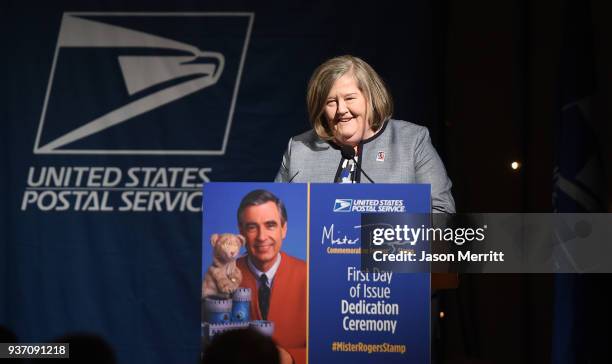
[34, 12, 254, 155]
[333, 199, 353, 212]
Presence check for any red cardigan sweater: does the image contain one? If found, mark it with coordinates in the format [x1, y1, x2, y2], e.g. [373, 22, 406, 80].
[237, 252, 307, 364]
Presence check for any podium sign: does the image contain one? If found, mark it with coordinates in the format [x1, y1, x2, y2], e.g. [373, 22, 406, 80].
[309, 184, 430, 363]
[202, 183, 431, 363]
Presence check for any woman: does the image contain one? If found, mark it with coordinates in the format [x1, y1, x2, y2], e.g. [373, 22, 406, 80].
[275, 55, 455, 213]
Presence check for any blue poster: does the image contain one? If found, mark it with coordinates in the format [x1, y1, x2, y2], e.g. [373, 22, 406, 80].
[202, 183, 308, 364]
[202, 183, 431, 364]
[309, 183, 431, 363]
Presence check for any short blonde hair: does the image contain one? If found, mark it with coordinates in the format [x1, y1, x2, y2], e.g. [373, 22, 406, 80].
[306, 55, 393, 140]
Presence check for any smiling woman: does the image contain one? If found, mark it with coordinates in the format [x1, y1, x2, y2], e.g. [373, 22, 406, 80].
[307, 56, 392, 147]
[324, 73, 371, 146]
[275, 55, 456, 213]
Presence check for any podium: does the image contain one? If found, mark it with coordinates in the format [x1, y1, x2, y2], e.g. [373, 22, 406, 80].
[202, 182, 449, 363]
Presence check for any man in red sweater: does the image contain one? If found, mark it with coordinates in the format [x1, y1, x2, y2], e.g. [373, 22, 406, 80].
[236, 189, 307, 364]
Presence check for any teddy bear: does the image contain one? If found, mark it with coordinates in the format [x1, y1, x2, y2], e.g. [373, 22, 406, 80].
[202, 233, 245, 299]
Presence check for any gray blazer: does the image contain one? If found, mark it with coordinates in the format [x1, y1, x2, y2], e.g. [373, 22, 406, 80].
[274, 119, 455, 213]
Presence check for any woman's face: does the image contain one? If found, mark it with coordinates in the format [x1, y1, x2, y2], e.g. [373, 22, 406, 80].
[324, 73, 371, 146]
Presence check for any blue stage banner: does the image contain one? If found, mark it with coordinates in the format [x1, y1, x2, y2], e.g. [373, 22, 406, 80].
[2, 2, 435, 364]
[309, 184, 431, 363]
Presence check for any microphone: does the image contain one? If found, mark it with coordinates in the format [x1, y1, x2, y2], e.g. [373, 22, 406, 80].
[339, 145, 375, 184]
[340, 145, 356, 160]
